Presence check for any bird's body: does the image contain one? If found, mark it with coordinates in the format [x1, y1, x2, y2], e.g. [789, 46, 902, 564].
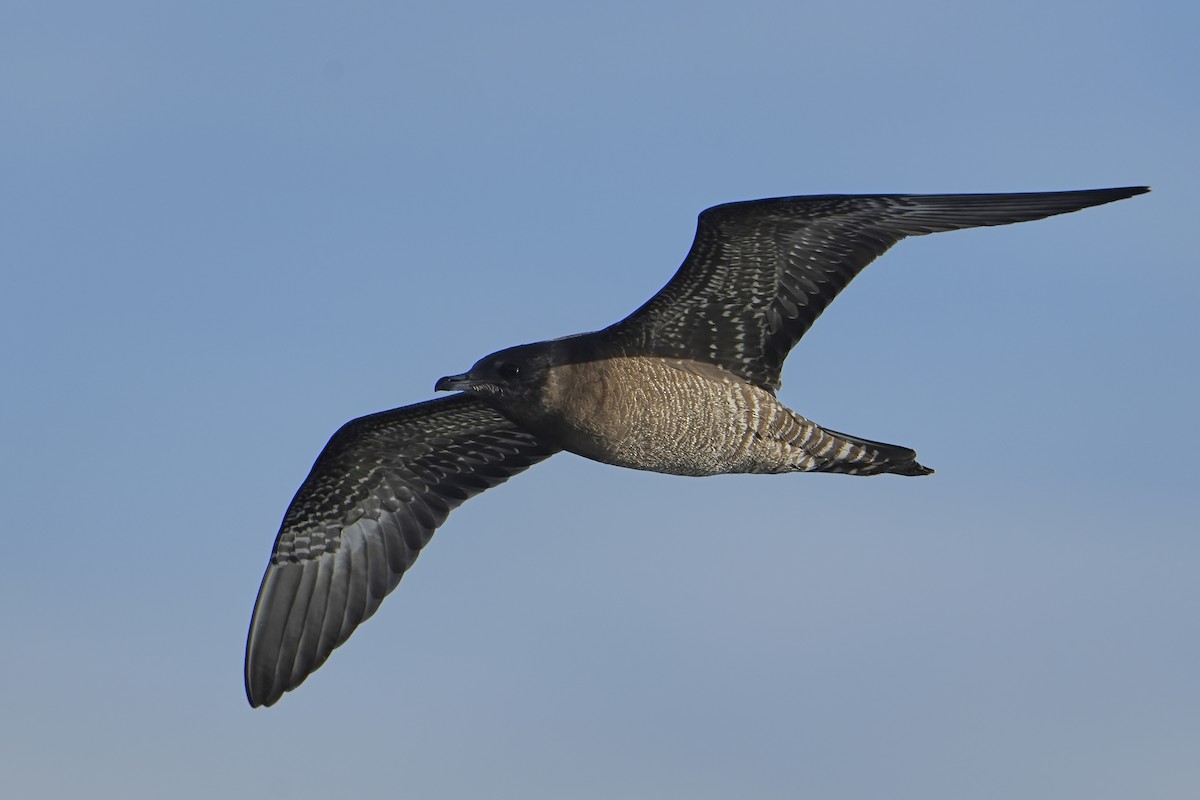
[537, 355, 811, 476]
[246, 186, 1148, 707]
[506, 353, 924, 477]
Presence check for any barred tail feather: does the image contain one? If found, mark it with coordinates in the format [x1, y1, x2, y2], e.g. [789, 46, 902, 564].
[804, 426, 933, 477]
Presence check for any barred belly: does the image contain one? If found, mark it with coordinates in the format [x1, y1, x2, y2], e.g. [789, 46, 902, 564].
[536, 357, 819, 476]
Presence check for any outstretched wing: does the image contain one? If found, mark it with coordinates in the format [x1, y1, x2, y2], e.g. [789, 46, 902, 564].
[603, 187, 1148, 390]
[245, 394, 557, 707]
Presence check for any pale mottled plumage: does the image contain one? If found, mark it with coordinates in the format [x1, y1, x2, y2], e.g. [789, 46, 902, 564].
[246, 187, 1147, 707]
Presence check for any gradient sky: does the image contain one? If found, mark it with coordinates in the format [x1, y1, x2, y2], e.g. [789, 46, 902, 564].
[2, 2, 1196, 798]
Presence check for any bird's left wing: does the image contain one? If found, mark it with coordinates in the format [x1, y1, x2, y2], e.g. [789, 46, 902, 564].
[602, 188, 1148, 390]
[245, 394, 557, 707]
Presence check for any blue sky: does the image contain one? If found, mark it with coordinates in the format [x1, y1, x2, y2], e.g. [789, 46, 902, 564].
[2, 2, 1196, 798]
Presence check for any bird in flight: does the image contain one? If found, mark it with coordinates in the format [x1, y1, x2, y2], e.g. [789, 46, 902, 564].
[246, 187, 1147, 707]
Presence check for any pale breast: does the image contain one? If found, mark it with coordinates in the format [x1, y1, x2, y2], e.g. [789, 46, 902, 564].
[535, 356, 808, 476]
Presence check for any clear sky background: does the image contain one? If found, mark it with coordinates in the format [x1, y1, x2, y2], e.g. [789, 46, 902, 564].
[2, 2, 1195, 798]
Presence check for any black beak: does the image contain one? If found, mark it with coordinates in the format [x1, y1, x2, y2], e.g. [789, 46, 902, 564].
[435, 373, 473, 392]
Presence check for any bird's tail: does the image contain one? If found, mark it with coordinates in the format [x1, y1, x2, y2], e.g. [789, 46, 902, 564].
[801, 426, 933, 477]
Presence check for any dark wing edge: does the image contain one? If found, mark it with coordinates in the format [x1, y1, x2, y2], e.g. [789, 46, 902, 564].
[603, 187, 1149, 389]
[245, 394, 558, 708]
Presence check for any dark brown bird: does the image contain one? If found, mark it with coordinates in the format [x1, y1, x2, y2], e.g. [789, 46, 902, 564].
[246, 187, 1147, 707]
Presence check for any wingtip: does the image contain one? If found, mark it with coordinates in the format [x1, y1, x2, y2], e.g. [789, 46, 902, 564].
[244, 665, 273, 708]
[245, 668, 286, 708]
[1056, 186, 1149, 207]
[244, 679, 269, 708]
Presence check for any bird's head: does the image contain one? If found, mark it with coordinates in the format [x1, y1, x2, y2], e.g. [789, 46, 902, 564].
[435, 342, 557, 407]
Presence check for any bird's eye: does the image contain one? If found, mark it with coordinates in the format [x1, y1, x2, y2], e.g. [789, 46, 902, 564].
[496, 361, 521, 379]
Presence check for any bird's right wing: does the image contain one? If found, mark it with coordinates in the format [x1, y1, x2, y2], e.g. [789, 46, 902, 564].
[245, 394, 558, 708]
[603, 188, 1148, 390]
